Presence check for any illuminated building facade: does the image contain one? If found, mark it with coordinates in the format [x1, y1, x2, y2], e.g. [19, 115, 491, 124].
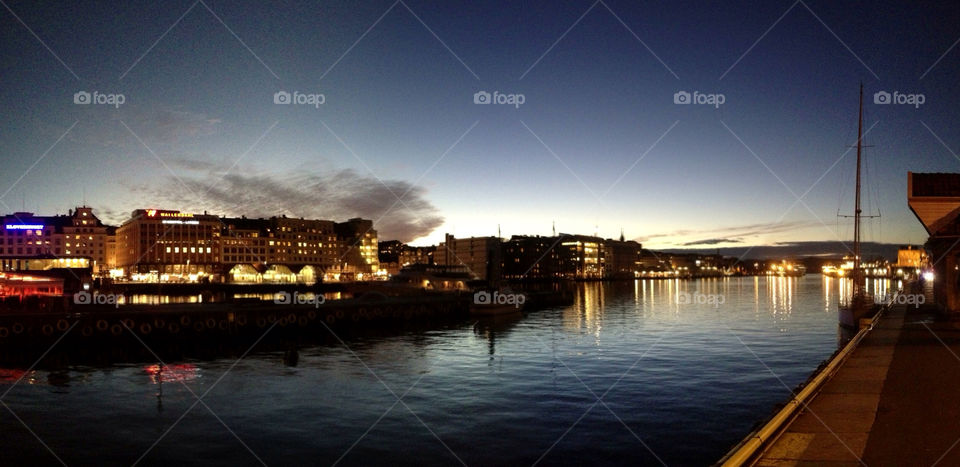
[334, 218, 380, 277]
[436, 234, 502, 283]
[116, 209, 221, 280]
[378, 241, 434, 276]
[558, 235, 604, 279]
[908, 172, 960, 312]
[221, 216, 337, 283]
[0, 206, 112, 274]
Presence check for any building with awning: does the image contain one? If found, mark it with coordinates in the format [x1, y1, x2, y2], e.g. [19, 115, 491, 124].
[907, 172, 960, 312]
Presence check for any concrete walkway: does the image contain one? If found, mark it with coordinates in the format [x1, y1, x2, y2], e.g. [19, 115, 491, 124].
[755, 305, 905, 466]
[753, 300, 960, 466]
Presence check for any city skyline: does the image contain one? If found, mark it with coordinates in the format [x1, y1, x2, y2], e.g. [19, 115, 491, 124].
[2, 1, 958, 249]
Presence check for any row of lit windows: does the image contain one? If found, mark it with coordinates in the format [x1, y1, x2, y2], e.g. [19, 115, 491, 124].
[164, 246, 214, 254]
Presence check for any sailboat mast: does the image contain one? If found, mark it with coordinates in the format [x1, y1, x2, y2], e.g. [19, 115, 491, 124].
[853, 84, 864, 297]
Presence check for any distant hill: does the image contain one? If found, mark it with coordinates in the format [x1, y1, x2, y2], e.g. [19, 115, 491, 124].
[661, 241, 909, 262]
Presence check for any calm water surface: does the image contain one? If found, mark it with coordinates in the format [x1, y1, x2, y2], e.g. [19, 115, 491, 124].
[1, 275, 894, 466]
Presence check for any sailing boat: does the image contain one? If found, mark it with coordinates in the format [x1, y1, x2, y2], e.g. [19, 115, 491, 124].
[838, 84, 879, 329]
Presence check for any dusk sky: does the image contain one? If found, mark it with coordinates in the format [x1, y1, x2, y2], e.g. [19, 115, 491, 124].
[1, 0, 958, 248]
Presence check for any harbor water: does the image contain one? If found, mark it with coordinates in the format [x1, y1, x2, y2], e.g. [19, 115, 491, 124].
[0, 275, 894, 465]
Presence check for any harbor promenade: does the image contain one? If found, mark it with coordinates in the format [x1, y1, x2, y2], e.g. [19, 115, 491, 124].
[746, 300, 960, 465]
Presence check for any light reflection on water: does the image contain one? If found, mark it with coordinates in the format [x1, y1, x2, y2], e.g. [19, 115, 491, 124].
[0, 275, 891, 465]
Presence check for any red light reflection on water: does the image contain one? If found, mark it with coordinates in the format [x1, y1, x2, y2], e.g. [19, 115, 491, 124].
[144, 364, 199, 384]
[0, 368, 30, 384]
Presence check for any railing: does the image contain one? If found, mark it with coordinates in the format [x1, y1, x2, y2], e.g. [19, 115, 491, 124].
[717, 287, 903, 466]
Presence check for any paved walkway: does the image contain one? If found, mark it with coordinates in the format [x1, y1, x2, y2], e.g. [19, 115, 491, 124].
[754, 298, 960, 466]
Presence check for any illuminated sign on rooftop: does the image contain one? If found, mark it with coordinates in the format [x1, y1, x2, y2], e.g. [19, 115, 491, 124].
[5, 224, 43, 230]
[161, 220, 200, 225]
[145, 210, 194, 219]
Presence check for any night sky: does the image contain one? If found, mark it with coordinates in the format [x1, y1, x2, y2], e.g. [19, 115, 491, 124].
[1, 0, 958, 249]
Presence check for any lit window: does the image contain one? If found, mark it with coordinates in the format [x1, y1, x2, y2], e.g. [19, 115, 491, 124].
[166, 247, 171, 253]
[175, 247, 180, 253]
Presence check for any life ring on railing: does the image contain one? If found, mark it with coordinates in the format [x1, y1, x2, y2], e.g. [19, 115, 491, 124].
[168, 322, 180, 334]
[123, 319, 135, 329]
[81, 326, 93, 337]
[256, 317, 267, 328]
[237, 314, 248, 326]
[42, 324, 54, 336]
[110, 324, 122, 336]
[96, 320, 108, 332]
[194, 321, 205, 332]
[335, 310, 344, 319]
[12, 323, 24, 334]
[267, 314, 277, 323]
[325, 314, 336, 325]
[56, 319, 69, 332]
[218, 320, 228, 331]
[307, 310, 317, 320]
[298, 316, 308, 327]
[139, 323, 152, 335]
[204, 318, 215, 329]
[351, 312, 361, 322]
[180, 315, 191, 326]
[154, 318, 166, 329]
[286, 313, 296, 324]
[0, 327, 9, 338]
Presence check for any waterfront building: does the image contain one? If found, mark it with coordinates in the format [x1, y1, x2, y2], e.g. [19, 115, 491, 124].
[400, 245, 435, 267]
[334, 218, 380, 279]
[558, 234, 604, 279]
[908, 172, 960, 312]
[435, 234, 502, 283]
[116, 209, 222, 281]
[378, 241, 435, 276]
[391, 264, 473, 290]
[603, 236, 643, 279]
[897, 245, 925, 268]
[502, 235, 562, 280]
[0, 206, 113, 274]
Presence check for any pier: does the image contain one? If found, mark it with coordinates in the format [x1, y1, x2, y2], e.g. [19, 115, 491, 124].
[722, 294, 960, 465]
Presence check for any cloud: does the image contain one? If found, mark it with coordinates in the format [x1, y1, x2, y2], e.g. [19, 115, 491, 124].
[636, 221, 819, 245]
[681, 237, 743, 246]
[111, 162, 443, 243]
